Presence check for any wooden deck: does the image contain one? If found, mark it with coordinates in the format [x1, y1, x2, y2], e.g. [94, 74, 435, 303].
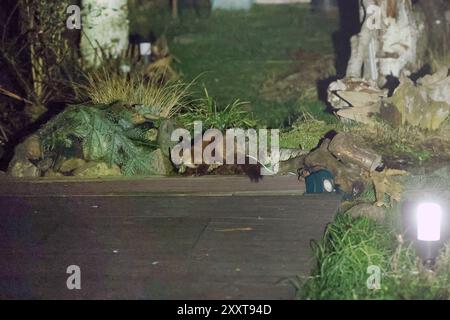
[0, 176, 341, 299]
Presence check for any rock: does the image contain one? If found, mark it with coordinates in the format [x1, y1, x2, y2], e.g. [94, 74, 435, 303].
[371, 169, 408, 207]
[23, 134, 42, 160]
[148, 149, 174, 175]
[8, 160, 41, 178]
[36, 157, 54, 172]
[59, 158, 86, 173]
[327, 78, 386, 124]
[73, 161, 122, 177]
[328, 78, 386, 110]
[336, 104, 380, 125]
[7, 134, 43, 177]
[380, 101, 402, 128]
[157, 119, 179, 159]
[389, 76, 450, 130]
[417, 67, 450, 104]
[337, 90, 382, 109]
[10, 134, 42, 163]
[44, 169, 63, 178]
[347, 203, 386, 222]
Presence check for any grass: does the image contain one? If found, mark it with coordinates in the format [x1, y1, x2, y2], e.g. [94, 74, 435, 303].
[129, 4, 338, 128]
[298, 171, 450, 300]
[299, 211, 450, 300]
[178, 88, 256, 131]
[280, 117, 340, 150]
[80, 70, 190, 119]
[342, 120, 450, 162]
[280, 98, 342, 150]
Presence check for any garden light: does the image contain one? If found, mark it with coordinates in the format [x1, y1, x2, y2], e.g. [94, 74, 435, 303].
[139, 41, 152, 64]
[417, 202, 442, 242]
[416, 202, 443, 267]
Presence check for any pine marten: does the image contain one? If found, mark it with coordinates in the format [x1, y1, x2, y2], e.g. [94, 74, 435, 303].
[174, 134, 263, 182]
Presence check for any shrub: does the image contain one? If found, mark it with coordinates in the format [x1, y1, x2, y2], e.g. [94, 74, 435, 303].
[40, 102, 158, 176]
[80, 70, 189, 119]
[178, 89, 256, 131]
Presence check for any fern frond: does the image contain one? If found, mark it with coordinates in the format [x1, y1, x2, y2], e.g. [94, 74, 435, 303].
[40, 103, 158, 176]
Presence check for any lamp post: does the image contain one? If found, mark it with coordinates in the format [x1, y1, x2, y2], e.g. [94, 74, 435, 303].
[416, 202, 443, 268]
[139, 40, 152, 65]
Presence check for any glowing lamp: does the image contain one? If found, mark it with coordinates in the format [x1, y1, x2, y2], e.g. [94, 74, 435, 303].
[139, 42, 152, 65]
[139, 42, 152, 57]
[417, 203, 442, 242]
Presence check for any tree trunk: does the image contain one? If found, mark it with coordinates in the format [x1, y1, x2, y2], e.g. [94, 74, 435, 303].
[346, 0, 449, 86]
[417, 0, 449, 58]
[81, 0, 130, 67]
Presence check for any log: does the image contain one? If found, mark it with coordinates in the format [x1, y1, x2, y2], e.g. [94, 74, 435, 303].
[303, 139, 366, 194]
[328, 133, 383, 172]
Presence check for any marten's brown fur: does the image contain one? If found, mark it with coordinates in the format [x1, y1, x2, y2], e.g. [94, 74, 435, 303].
[180, 137, 262, 182]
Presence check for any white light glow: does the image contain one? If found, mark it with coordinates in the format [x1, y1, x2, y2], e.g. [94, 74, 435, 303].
[139, 42, 152, 56]
[417, 203, 442, 241]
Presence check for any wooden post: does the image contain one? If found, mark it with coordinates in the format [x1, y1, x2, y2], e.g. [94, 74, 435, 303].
[172, 0, 178, 19]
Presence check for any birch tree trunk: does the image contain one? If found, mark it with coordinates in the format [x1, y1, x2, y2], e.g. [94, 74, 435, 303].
[346, 0, 425, 86]
[81, 0, 130, 67]
[346, 0, 450, 86]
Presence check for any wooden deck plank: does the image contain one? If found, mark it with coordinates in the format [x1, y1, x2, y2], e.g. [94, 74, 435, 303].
[0, 177, 340, 299]
[0, 175, 305, 196]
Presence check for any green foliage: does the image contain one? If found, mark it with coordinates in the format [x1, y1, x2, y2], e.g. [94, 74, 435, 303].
[299, 209, 450, 300]
[343, 120, 433, 162]
[178, 89, 256, 131]
[354, 181, 377, 204]
[129, 4, 338, 126]
[40, 103, 157, 176]
[391, 143, 431, 162]
[299, 214, 394, 300]
[298, 173, 450, 300]
[280, 113, 341, 151]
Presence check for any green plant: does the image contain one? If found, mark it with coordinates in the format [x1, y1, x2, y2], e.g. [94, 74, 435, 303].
[299, 205, 450, 300]
[299, 214, 395, 300]
[280, 112, 341, 151]
[40, 102, 158, 176]
[178, 89, 256, 131]
[129, 4, 338, 126]
[343, 120, 437, 162]
[79, 70, 189, 119]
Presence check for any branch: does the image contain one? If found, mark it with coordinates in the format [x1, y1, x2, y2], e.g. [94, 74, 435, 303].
[0, 86, 33, 104]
